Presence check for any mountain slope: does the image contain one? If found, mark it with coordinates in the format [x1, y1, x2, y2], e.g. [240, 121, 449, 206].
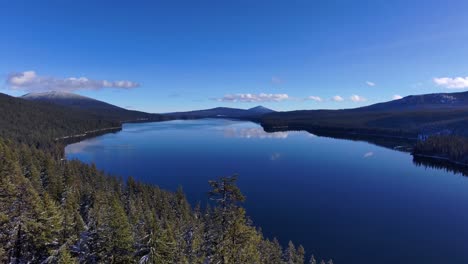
[22, 91, 123, 110]
[0, 92, 119, 149]
[22, 91, 163, 122]
[355, 91, 468, 112]
[261, 91, 468, 137]
[164, 105, 275, 119]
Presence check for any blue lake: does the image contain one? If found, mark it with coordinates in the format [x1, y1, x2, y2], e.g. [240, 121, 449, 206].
[66, 119, 468, 264]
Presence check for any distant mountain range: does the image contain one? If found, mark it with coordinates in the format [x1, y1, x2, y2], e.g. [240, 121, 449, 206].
[163, 105, 275, 119]
[14, 90, 468, 138]
[21, 91, 276, 121]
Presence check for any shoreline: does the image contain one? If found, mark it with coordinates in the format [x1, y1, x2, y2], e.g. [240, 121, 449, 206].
[412, 153, 468, 167]
[54, 126, 122, 141]
[261, 123, 418, 140]
[61, 118, 468, 173]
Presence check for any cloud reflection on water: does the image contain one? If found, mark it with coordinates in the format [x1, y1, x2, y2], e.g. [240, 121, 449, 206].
[66, 139, 133, 154]
[66, 140, 100, 154]
[223, 127, 289, 139]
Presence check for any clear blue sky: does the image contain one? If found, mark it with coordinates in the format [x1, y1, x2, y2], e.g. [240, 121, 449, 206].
[2, 0, 468, 112]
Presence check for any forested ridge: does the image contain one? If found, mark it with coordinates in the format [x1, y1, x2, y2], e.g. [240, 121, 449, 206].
[260, 91, 468, 139]
[0, 93, 119, 151]
[0, 93, 331, 263]
[21, 91, 165, 125]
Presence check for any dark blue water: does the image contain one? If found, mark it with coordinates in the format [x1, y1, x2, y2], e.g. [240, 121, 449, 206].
[66, 119, 468, 264]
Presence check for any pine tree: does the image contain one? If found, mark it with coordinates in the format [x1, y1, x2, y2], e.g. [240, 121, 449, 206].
[259, 237, 284, 264]
[9, 171, 47, 262]
[42, 157, 63, 200]
[296, 245, 305, 264]
[186, 203, 205, 263]
[18, 145, 42, 192]
[284, 240, 297, 264]
[140, 223, 176, 264]
[208, 175, 261, 263]
[57, 246, 78, 264]
[107, 196, 134, 263]
[37, 192, 64, 257]
[61, 187, 85, 243]
[175, 186, 191, 221]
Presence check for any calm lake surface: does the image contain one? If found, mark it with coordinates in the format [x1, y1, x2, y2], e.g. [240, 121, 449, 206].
[66, 119, 468, 264]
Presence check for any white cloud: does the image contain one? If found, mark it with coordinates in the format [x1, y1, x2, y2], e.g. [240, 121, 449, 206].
[363, 152, 374, 158]
[433, 77, 468, 89]
[350, 94, 367, 102]
[392, 94, 403, 100]
[6, 70, 140, 92]
[307, 96, 323, 102]
[332, 95, 344, 102]
[366, 81, 376, 86]
[218, 93, 289, 102]
[8, 70, 37, 86]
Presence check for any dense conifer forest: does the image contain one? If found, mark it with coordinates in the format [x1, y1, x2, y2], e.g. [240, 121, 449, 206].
[0, 93, 331, 263]
[0, 93, 119, 151]
[413, 135, 468, 165]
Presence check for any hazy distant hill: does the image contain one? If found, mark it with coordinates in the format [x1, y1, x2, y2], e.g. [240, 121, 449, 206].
[22, 91, 163, 122]
[247, 105, 276, 114]
[163, 105, 275, 119]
